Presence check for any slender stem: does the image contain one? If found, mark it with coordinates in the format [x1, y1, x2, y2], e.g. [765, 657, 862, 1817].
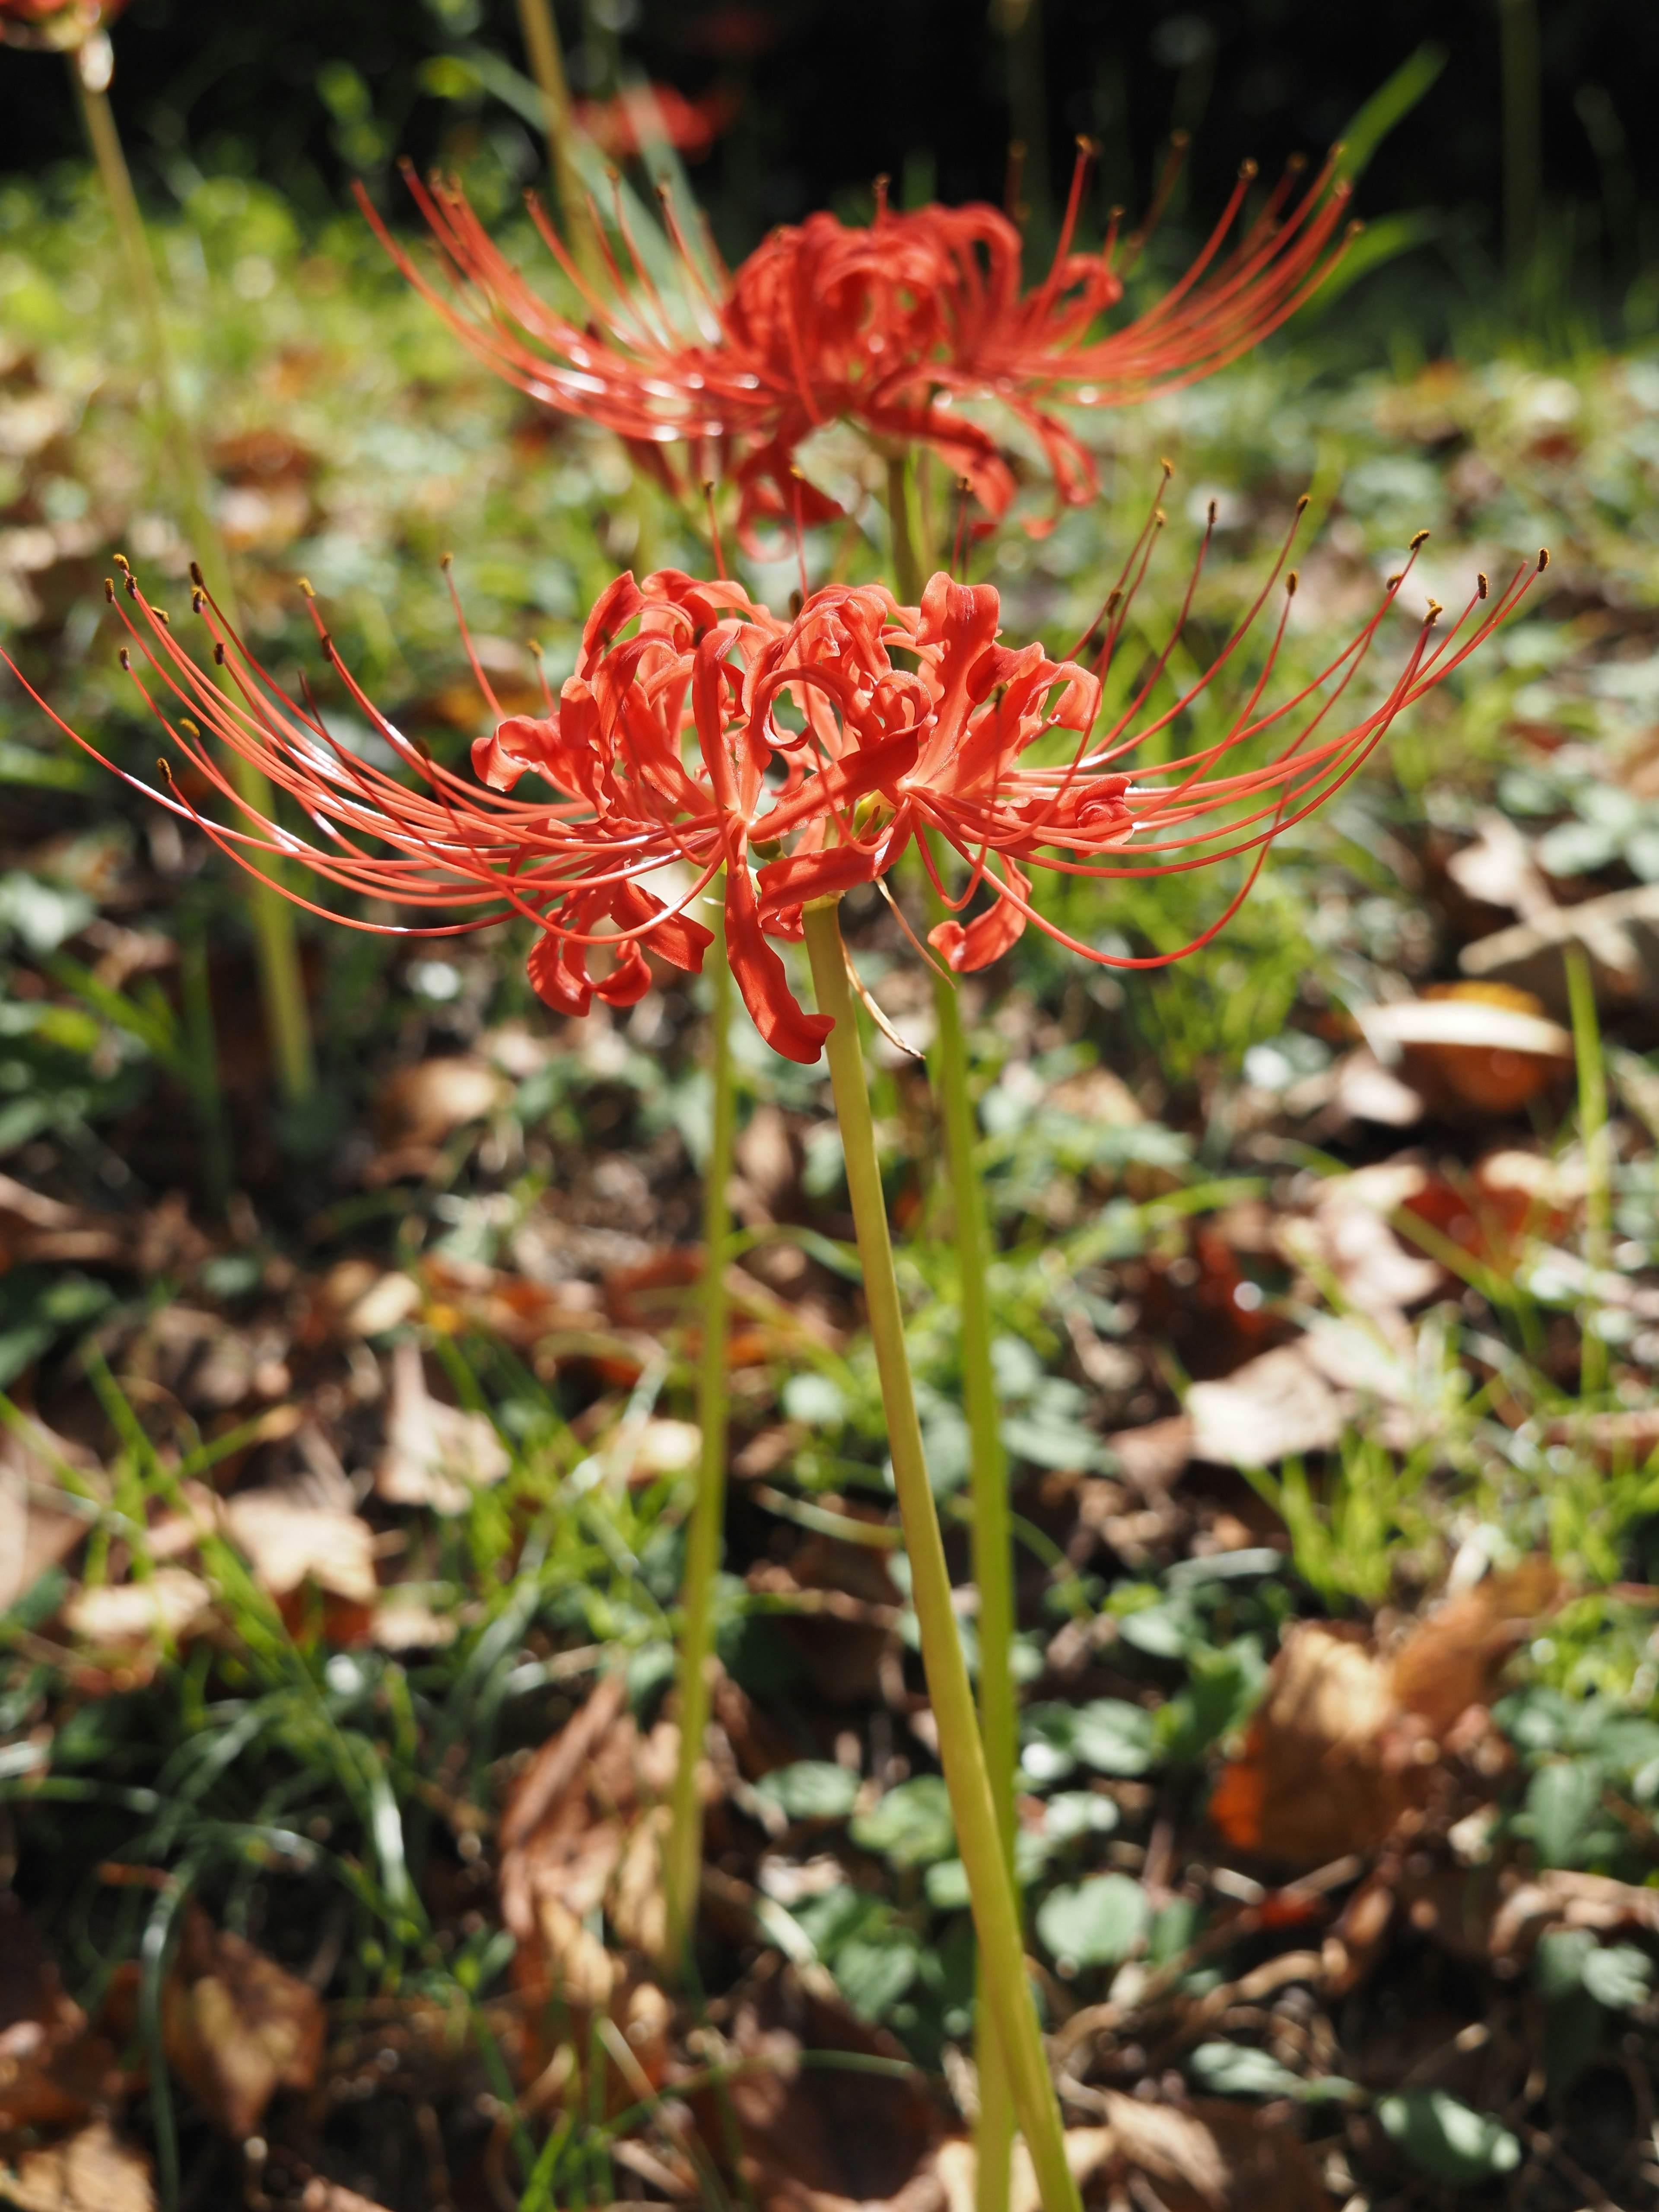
[664, 886, 736, 1970]
[801, 897, 1079, 2212]
[1566, 945, 1610, 1402]
[885, 454, 925, 607]
[178, 913, 231, 1214]
[515, 0, 604, 285]
[922, 845, 1015, 2212]
[74, 67, 315, 1107]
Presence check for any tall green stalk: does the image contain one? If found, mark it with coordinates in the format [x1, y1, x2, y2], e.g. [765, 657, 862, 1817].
[801, 896, 1078, 2212]
[514, 0, 604, 284]
[923, 850, 1016, 2212]
[885, 454, 925, 606]
[73, 64, 315, 1107]
[1566, 945, 1610, 1404]
[664, 885, 737, 1969]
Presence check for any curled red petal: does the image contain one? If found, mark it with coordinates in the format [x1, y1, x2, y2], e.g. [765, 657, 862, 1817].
[756, 839, 884, 928]
[927, 858, 1030, 972]
[594, 938, 653, 1005]
[724, 856, 832, 1064]
[473, 713, 554, 793]
[528, 926, 594, 1016]
[610, 877, 713, 973]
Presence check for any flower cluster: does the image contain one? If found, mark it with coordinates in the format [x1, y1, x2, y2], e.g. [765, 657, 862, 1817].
[364, 147, 1353, 543]
[13, 518, 1540, 1069]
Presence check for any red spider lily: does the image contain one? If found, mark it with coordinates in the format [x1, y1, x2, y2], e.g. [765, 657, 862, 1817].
[0, 0, 122, 43]
[6, 517, 1541, 1068]
[573, 82, 739, 163]
[361, 143, 1353, 545]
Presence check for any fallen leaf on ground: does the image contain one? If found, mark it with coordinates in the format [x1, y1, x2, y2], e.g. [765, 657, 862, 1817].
[61, 1570, 211, 1651]
[367, 1056, 505, 1179]
[375, 1056, 504, 1149]
[0, 1418, 94, 1615]
[1390, 1560, 1561, 1736]
[1488, 1868, 1659, 1963]
[498, 1671, 686, 2015]
[0, 2121, 154, 2212]
[1445, 810, 1557, 925]
[1460, 879, 1659, 1007]
[1104, 2090, 1333, 2212]
[314, 1263, 421, 1340]
[1278, 1159, 1443, 1312]
[159, 1903, 324, 2140]
[222, 1494, 377, 1605]
[0, 1901, 120, 2135]
[1214, 1564, 1558, 1865]
[1186, 1347, 1344, 1469]
[1105, 1414, 1194, 1491]
[1210, 1624, 1419, 1863]
[691, 1958, 940, 2212]
[375, 1340, 509, 1513]
[1331, 1047, 1425, 1127]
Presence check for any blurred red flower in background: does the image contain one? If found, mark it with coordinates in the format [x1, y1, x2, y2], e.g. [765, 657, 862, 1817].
[365, 148, 1352, 544]
[8, 520, 1540, 1066]
[573, 82, 739, 162]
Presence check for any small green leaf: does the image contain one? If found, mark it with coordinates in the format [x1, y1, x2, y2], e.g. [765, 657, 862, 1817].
[1116, 1602, 1194, 1659]
[1535, 1927, 1596, 2002]
[850, 1775, 955, 1867]
[1070, 1699, 1158, 1776]
[1524, 1759, 1601, 1868]
[833, 1935, 918, 2021]
[755, 1761, 860, 1822]
[1582, 1943, 1654, 2012]
[1043, 1790, 1119, 1843]
[1036, 1873, 1148, 1970]
[1376, 2090, 1522, 2185]
[1188, 2043, 1300, 2098]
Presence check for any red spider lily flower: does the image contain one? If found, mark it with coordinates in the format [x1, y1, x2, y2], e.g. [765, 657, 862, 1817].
[573, 82, 739, 163]
[0, 0, 122, 44]
[748, 517, 1547, 982]
[6, 518, 1542, 1070]
[360, 143, 1353, 546]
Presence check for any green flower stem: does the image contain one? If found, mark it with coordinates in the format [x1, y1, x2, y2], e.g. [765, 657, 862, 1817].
[74, 65, 315, 1108]
[885, 454, 925, 606]
[664, 883, 737, 1970]
[801, 896, 1078, 2212]
[922, 844, 1016, 2212]
[514, 0, 604, 285]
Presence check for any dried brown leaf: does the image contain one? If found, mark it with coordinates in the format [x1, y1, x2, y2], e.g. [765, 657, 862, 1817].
[375, 1340, 509, 1513]
[1390, 1560, 1560, 1736]
[1209, 1624, 1421, 1864]
[0, 2123, 154, 2212]
[694, 1962, 941, 2212]
[1186, 1348, 1344, 1470]
[159, 1904, 323, 2140]
[499, 1673, 686, 2009]
[0, 1902, 124, 2137]
[222, 1494, 377, 1605]
[1101, 2091, 1332, 2212]
[0, 1419, 94, 1615]
[61, 1570, 211, 1651]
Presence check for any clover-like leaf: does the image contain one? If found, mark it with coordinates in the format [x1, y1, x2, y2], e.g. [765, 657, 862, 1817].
[1376, 2090, 1522, 2185]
